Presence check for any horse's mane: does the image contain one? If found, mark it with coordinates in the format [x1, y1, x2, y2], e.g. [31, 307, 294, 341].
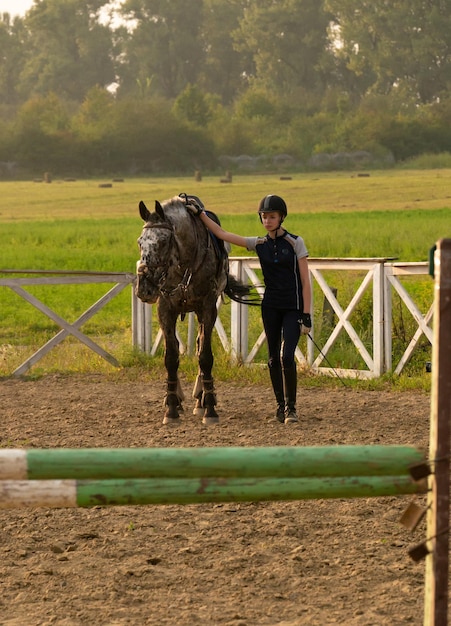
[163, 196, 221, 226]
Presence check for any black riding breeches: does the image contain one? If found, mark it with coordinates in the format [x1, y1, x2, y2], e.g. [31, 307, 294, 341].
[261, 306, 300, 369]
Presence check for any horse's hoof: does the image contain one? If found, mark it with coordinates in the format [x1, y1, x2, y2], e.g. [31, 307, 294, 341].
[202, 415, 219, 425]
[163, 416, 181, 425]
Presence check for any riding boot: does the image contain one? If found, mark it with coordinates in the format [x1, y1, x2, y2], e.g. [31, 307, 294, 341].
[268, 362, 285, 423]
[283, 363, 298, 424]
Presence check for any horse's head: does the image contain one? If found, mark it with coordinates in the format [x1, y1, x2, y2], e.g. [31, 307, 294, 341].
[135, 200, 175, 303]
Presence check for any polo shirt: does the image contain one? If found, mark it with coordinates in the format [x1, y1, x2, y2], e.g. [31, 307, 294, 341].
[245, 231, 308, 310]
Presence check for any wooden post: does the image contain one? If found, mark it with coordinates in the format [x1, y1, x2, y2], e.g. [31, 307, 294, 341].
[187, 312, 196, 355]
[383, 265, 393, 372]
[230, 259, 247, 362]
[424, 239, 451, 626]
[373, 261, 385, 376]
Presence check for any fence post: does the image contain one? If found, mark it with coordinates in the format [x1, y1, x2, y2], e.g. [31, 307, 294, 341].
[424, 239, 451, 626]
[230, 259, 248, 362]
[383, 264, 393, 372]
[131, 289, 152, 353]
[373, 261, 385, 376]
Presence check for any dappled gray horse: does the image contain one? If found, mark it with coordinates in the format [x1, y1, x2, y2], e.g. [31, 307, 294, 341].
[136, 194, 250, 425]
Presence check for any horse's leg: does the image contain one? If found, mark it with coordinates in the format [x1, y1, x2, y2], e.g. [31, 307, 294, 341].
[193, 301, 219, 425]
[158, 300, 184, 425]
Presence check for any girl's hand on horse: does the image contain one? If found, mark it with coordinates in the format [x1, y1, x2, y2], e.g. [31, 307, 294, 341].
[187, 203, 204, 216]
[180, 193, 205, 216]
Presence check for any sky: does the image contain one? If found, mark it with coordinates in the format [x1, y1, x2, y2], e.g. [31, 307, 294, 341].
[0, 1, 122, 24]
[0, 0, 34, 16]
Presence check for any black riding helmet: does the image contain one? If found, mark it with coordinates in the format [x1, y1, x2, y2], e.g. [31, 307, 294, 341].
[257, 194, 287, 224]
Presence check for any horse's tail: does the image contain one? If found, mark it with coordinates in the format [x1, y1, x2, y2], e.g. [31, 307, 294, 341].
[224, 273, 261, 306]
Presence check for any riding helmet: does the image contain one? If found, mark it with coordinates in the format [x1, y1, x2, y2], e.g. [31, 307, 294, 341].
[257, 194, 287, 222]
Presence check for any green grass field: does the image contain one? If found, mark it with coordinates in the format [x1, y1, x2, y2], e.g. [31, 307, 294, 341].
[1, 170, 449, 384]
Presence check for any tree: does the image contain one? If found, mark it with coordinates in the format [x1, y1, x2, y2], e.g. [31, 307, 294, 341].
[233, 0, 333, 95]
[71, 86, 117, 141]
[117, 0, 204, 99]
[198, 0, 252, 104]
[110, 97, 216, 172]
[0, 13, 29, 106]
[13, 93, 74, 172]
[18, 0, 115, 103]
[172, 84, 216, 127]
[326, 0, 451, 103]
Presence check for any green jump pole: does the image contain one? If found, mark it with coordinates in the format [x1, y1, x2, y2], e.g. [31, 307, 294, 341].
[0, 475, 425, 509]
[0, 446, 425, 480]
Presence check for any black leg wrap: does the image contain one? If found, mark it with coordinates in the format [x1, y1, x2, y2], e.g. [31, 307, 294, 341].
[165, 380, 182, 409]
[201, 379, 217, 408]
[200, 378, 218, 422]
[163, 380, 183, 423]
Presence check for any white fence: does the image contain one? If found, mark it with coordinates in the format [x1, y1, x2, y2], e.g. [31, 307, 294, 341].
[133, 257, 432, 379]
[0, 270, 135, 376]
[1, 259, 432, 378]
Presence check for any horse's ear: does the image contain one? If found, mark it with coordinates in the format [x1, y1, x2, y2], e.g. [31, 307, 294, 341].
[139, 200, 151, 222]
[155, 200, 165, 220]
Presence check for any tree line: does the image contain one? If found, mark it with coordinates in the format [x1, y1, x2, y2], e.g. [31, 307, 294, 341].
[1, 0, 451, 176]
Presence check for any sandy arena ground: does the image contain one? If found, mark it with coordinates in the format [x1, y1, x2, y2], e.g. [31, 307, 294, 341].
[0, 374, 431, 625]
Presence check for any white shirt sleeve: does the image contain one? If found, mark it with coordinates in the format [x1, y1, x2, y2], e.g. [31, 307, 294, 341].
[294, 236, 308, 259]
[245, 236, 259, 251]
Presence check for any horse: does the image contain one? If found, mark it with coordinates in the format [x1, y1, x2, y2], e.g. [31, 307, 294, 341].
[135, 193, 251, 425]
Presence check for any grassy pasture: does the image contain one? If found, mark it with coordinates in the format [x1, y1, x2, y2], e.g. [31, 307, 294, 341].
[1, 171, 449, 384]
[2, 169, 451, 221]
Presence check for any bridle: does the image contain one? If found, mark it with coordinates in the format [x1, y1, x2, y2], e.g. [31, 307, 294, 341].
[139, 211, 210, 313]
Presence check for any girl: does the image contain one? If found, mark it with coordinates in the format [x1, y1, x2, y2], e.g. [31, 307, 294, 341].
[187, 194, 311, 424]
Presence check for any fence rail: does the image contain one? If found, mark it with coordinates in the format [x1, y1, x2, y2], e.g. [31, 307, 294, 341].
[1, 259, 431, 377]
[0, 270, 135, 376]
[133, 257, 431, 378]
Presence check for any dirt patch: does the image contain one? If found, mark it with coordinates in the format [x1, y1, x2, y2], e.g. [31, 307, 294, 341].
[0, 374, 430, 625]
